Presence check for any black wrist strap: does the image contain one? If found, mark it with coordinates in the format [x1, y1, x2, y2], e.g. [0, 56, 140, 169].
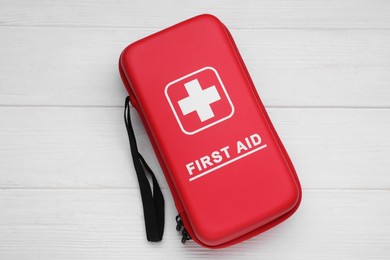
[124, 96, 164, 242]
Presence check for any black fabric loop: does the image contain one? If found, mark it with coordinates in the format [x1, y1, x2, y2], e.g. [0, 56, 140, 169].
[124, 96, 164, 242]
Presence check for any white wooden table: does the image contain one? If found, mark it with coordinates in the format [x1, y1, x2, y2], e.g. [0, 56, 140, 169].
[1, 1, 389, 259]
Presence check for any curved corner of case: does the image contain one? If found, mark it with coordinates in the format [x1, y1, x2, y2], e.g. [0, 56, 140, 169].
[287, 172, 303, 217]
[191, 13, 226, 28]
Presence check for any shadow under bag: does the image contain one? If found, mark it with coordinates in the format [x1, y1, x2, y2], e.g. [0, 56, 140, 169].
[119, 14, 301, 249]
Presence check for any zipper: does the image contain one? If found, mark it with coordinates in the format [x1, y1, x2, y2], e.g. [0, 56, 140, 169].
[175, 214, 191, 244]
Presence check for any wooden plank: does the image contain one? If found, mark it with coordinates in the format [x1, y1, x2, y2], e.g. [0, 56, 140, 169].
[0, 28, 389, 107]
[0, 189, 389, 259]
[0, 107, 389, 189]
[0, 0, 389, 29]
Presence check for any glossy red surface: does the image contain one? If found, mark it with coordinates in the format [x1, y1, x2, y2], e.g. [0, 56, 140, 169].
[119, 14, 301, 248]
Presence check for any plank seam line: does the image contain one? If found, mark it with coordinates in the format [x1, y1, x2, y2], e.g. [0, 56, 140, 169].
[0, 105, 389, 110]
[0, 188, 388, 191]
[1, 25, 390, 30]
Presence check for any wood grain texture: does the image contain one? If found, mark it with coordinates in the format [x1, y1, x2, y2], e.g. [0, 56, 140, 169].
[0, 0, 389, 258]
[0, 107, 389, 189]
[1, 0, 389, 29]
[0, 28, 389, 107]
[0, 189, 389, 259]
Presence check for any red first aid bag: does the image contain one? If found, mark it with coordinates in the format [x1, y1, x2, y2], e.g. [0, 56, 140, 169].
[119, 14, 301, 248]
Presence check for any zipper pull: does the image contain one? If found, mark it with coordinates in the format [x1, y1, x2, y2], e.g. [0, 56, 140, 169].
[175, 214, 191, 244]
[181, 229, 191, 244]
[175, 215, 184, 232]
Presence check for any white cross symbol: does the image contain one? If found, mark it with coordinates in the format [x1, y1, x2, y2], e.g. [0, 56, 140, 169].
[178, 79, 221, 122]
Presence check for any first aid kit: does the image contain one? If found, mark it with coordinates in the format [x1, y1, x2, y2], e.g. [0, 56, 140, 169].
[119, 14, 301, 248]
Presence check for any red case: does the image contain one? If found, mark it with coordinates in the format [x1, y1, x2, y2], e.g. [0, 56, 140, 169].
[119, 14, 301, 248]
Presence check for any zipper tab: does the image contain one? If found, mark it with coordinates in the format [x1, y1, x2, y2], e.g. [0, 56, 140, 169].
[181, 229, 191, 244]
[175, 214, 191, 244]
[175, 215, 184, 232]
